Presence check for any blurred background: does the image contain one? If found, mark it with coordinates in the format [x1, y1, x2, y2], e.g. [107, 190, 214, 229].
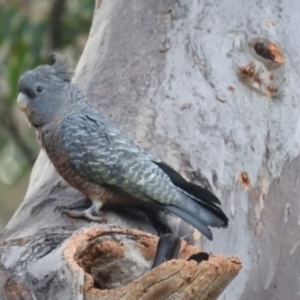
[0, 0, 94, 230]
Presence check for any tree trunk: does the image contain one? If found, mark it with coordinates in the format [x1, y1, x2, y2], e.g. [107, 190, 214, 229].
[2, 0, 299, 299]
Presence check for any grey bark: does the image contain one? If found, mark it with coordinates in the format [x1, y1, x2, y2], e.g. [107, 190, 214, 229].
[0, 0, 298, 299]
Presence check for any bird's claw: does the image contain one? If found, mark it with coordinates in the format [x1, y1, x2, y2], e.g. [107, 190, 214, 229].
[62, 208, 107, 223]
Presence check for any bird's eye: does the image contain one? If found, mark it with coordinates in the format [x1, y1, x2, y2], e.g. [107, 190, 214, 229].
[36, 86, 43, 92]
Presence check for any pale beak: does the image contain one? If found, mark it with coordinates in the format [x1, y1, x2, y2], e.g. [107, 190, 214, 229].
[17, 92, 29, 112]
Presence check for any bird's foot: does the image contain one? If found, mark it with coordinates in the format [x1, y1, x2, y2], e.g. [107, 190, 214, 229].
[62, 205, 107, 223]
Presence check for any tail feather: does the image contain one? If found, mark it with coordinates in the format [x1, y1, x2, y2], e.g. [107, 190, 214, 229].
[179, 189, 228, 228]
[154, 160, 229, 239]
[166, 205, 213, 240]
[178, 191, 227, 228]
[153, 161, 221, 205]
[152, 234, 182, 268]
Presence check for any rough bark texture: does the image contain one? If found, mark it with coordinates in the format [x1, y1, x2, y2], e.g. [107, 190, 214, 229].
[1, 0, 299, 299]
[0, 226, 241, 300]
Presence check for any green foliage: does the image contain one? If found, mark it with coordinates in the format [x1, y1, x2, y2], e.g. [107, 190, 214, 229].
[0, 0, 94, 226]
[62, 1, 95, 45]
[0, 0, 94, 103]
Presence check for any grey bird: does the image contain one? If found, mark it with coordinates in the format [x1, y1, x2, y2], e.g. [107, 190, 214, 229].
[17, 54, 228, 240]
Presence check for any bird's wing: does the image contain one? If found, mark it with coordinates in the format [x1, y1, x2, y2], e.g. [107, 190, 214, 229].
[60, 112, 180, 205]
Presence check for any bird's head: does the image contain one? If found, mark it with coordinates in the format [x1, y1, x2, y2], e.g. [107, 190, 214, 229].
[17, 54, 74, 128]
